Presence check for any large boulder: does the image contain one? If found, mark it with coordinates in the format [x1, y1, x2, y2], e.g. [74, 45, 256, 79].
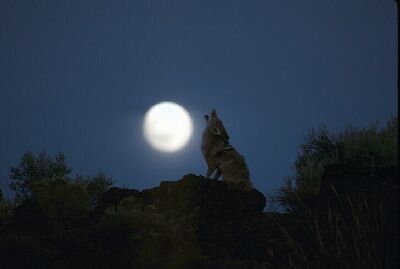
[95, 174, 268, 262]
[142, 174, 266, 215]
[97, 174, 266, 216]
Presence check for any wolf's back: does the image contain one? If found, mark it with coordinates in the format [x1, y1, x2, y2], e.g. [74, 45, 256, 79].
[218, 150, 250, 184]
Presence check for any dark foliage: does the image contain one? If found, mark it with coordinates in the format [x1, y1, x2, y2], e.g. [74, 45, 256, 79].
[1, 117, 398, 268]
[271, 118, 398, 268]
[9, 151, 71, 199]
[275, 118, 397, 211]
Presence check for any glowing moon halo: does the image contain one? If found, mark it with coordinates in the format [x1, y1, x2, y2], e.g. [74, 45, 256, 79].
[143, 102, 193, 152]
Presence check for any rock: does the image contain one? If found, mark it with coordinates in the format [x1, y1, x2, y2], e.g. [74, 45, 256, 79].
[96, 174, 266, 216]
[94, 174, 268, 261]
[94, 187, 142, 214]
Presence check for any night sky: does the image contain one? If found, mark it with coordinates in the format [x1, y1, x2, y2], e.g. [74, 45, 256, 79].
[0, 0, 397, 198]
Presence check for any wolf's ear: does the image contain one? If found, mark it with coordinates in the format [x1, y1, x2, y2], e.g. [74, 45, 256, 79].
[204, 115, 209, 122]
[211, 109, 217, 118]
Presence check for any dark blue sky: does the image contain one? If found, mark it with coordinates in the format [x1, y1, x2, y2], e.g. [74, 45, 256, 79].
[0, 0, 397, 198]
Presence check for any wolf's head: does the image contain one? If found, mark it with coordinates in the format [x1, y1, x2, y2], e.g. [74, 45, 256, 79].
[203, 109, 218, 122]
[204, 109, 230, 140]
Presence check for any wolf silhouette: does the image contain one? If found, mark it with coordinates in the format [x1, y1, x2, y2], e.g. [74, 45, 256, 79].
[201, 109, 252, 189]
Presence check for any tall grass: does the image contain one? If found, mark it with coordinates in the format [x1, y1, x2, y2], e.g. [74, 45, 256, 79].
[279, 190, 382, 268]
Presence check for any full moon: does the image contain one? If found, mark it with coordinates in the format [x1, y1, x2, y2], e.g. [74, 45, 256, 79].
[143, 102, 193, 152]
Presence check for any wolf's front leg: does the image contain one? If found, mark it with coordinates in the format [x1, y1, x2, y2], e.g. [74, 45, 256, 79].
[206, 166, 217, 179]
[212, 167, 221, 180]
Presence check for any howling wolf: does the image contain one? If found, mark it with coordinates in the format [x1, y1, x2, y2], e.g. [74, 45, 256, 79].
[201, 109, 252, 189]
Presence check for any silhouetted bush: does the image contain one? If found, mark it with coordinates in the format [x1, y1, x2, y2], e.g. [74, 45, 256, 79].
[9, 151, 71, 200]
[275, 118, 397, 211]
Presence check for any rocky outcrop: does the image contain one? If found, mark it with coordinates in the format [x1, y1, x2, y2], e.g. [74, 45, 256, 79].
[98, 174, 266, 216]
[95, 186, 142, 213]
[96, 174, 268, 262]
